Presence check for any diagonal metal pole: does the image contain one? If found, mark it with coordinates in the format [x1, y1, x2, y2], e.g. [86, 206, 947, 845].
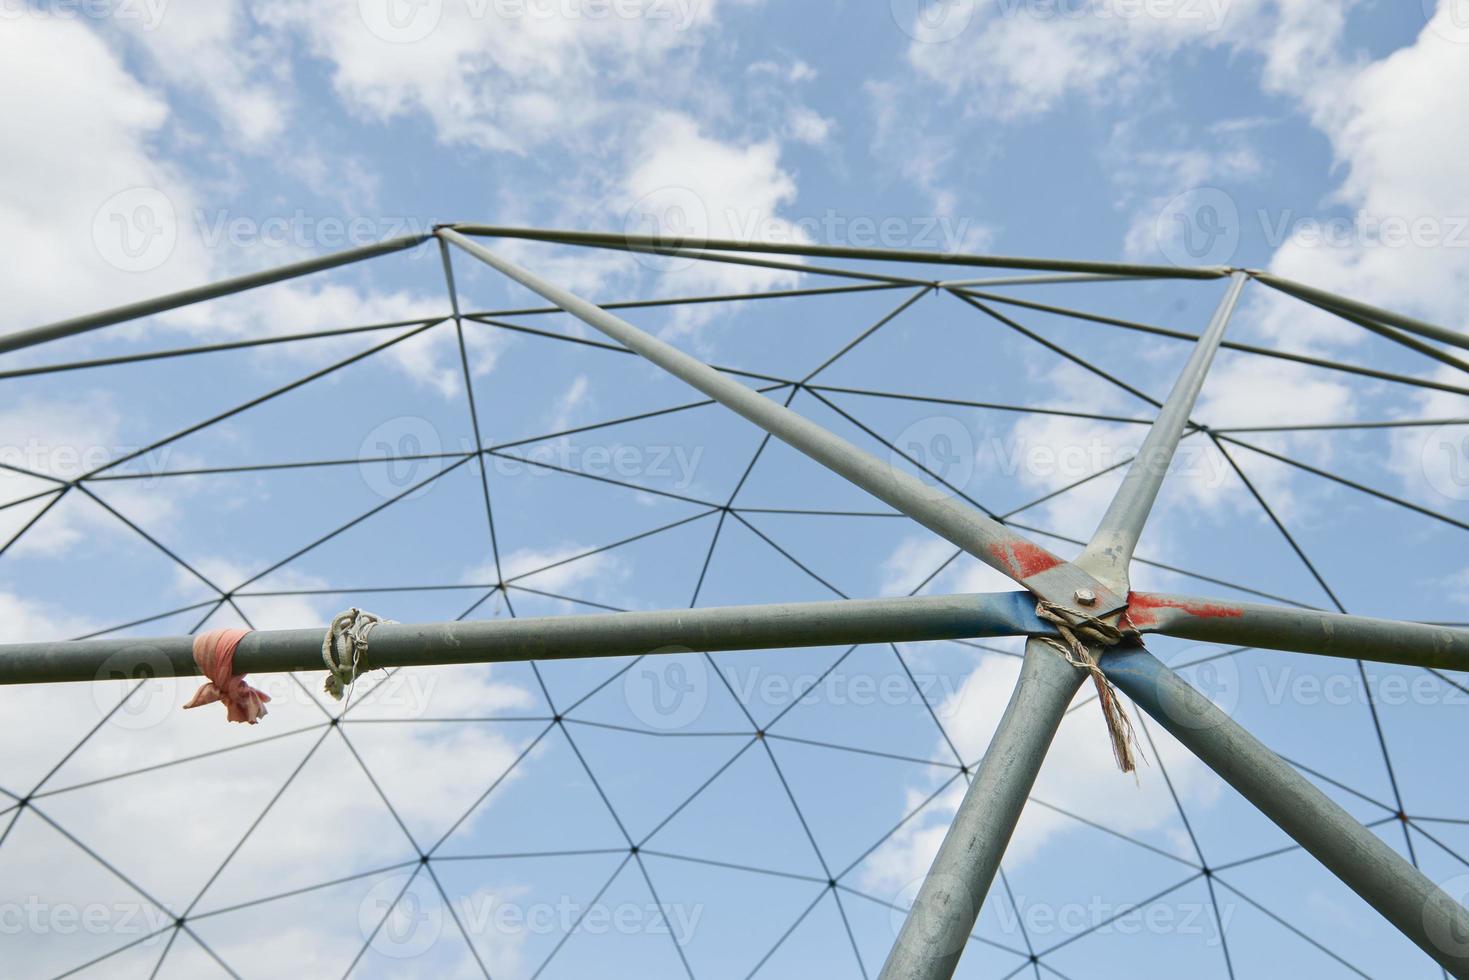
[0, 233, 429, 356]
[1253, 270, 1469, 354]
[437, 227, 1124, 614]
[879, 271, 1249, 980]
[1075, 271, 1248, 592]
[1102, 647, 1469, 977]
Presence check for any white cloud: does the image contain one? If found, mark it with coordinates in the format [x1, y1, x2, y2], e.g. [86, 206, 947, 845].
[261, 0, 742, 153]
[0, 16, 211, 333]
[1260, 8, 1469, 334]
[468, 542, 628, 599]
[116, 1, 288, 147]
[900, 0, 1261, 120]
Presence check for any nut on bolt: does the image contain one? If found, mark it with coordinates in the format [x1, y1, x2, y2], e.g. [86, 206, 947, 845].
[1074, 589, 1097, 607]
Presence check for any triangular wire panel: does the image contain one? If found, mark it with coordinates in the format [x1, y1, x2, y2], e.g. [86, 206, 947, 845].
[337, 717, 551, 849]
[1219, 438, 1469, 620]
[1208, 875, 1406, 979]
[487, 465, 721, 610]
[0, 489, 221, 629]
[1357, 660, 1469, 817]
[763, 733, 964, 876]
[185, 866, 421, 979]
[95, 320, 473, 476]
[68, 935, 179, 980]
[530, 855, 693, 980]
[561, 724, 753, 843]
[640, 738, 830, 881]
[639, 852, 836, 980]
[490, 385, 774, 508]
[0, 810, 175, 978]
[735, 888, 868, 979]
[147, 928, 235, 979]
[813, 283, 1171, 415]
[1217, 838, 1443, 978]
[999, 825, 1211, 954]
[754, 642, 966, 765]
[628, 285, 934, 384]
[430, 851, 631, 979]
[35, 725, 329, 913]
[221, 461, 504, 600]
[1037, 874, 1232, 980]
[185, 732, 421, 916]
[563, 648, 763, 736]
[730, 512, 944, 602]
[345, 868, 487, 980]
[84, 458, 478, 597]
[803, 382, 1153, 527]
[432, 725, 629, 859]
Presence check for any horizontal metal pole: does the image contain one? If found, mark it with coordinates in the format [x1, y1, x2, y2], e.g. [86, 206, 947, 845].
[936, 272, 1150, 289]
[1102, 647, 1469, 976]
[1253, 270, 1469, 354]
[0, 591, 1056, 686]
[438, 228, 1125, 615]
[1129, 592, 1469, 672]
[0, 233, 430, 356]
[447, 224, 1231, 280]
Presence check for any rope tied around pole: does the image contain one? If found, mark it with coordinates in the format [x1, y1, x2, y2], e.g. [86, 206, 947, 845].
[182, 629, 271, 724]
[322, 608, 394, 701]
[1034, 600, 1141, 774]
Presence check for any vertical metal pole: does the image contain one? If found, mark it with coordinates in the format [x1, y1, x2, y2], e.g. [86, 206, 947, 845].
[1076, 272, 1247, 591]
[1102, 647, 1469, 977]
[878, 639, 1084, 980]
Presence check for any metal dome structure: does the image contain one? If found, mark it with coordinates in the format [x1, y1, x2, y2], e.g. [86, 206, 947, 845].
[1, 225, 1467, 979]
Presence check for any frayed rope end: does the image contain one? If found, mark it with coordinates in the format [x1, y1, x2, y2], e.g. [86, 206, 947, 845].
[1034, 599, 1144, 776]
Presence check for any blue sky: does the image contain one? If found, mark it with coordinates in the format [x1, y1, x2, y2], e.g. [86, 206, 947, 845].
[2, 1, 1469, 977]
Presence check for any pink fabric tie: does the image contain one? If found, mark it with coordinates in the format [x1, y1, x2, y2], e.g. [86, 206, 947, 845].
[182, 628, 271, 724]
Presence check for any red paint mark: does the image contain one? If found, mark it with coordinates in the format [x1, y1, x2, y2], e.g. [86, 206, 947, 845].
[1124, 592, 1244, 631]
[991, 540, 1063, 580]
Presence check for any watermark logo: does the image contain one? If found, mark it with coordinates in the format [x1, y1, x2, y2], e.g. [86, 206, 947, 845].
[1156, 187, 1240, 268]
[359, 0, 444, 42]
[1153, 645, 1240, 730]
[1420, 424, 1469, 502]
[359, 875, 444, 958]
[0, 0, 169, 30]
[890, 0, 975, 43]
[624, 648, 707, 730]
[892, 416, 976, 501]
[91, 646, 181, 732]
[1425, 0, 1469, 44]
[623, 187, 709, 273]
[889, 873, 975, 953]
[358, 417, 446, 501]
[1425, 874, 1469, 959]
[92, 187, 177, 273]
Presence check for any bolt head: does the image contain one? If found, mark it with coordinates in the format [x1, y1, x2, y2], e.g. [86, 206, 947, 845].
[1074, 589, 1097, 607]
